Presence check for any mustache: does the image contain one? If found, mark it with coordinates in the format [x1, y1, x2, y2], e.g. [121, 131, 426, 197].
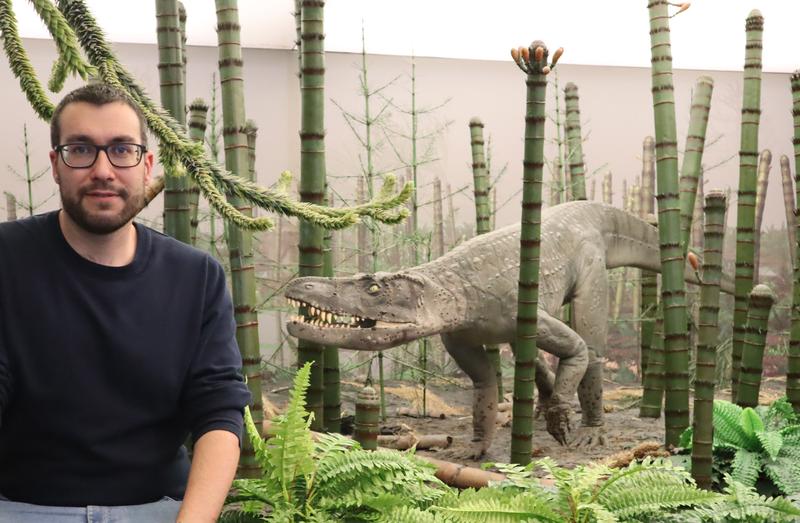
[79, 183, 129, 198]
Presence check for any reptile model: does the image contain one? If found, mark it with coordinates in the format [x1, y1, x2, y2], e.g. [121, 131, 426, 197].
[285, 201, 728, 458]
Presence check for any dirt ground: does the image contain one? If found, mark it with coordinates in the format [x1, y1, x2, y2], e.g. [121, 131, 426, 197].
[263, 374, 788, 470]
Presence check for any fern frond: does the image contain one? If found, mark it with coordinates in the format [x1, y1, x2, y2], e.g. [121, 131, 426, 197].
[243, 406, 268, 473]
[434, 489, 562, 523]
[731, 449, 762, 487]
[755, 430, 783, 460]
[218, 509, 267, 523]
[763, 397, 798, 430]
[265, 363, 315, 498]
[377, 505, 450, 523]
[575, 502, 617, 523]
[603, 485, 719, 520]
[740, 407, 765, 438]
[685, 476, 800, 522]
[711, 400, 753, 450]
[763, 456, 800, 495]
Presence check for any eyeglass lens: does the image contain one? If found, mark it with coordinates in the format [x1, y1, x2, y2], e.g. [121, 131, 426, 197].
[60, 144, 143, 168]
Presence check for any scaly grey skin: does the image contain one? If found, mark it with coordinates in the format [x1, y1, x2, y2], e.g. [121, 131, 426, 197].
[286, 201, 730, 457]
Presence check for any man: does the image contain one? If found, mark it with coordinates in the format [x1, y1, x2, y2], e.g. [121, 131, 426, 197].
[0, 83, 252, 522]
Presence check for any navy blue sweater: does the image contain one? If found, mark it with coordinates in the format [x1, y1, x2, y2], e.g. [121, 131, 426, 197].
[0, 211, 251, 506]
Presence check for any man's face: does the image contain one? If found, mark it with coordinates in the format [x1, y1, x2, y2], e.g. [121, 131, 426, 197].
[49, 101, 153, 235]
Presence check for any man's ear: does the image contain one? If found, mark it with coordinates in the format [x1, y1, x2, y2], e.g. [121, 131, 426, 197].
[49, 150, 60, 184]
[143, 150, 154, 186]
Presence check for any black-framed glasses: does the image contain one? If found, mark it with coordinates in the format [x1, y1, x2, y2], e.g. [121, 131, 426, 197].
[54, 143, 147, 169]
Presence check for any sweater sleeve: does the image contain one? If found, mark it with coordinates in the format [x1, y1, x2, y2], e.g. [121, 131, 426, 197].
[180, 257, 252, 443]
[0, 341, 11, 428]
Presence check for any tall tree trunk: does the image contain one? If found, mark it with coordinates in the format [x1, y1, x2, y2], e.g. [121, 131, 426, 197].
[432, 177, 444, 258]
[789, 71, 800, 413]
[297, 0, 327, 430]
[691, 190, 726, 490]
[469, 117, 503, 402]
[4, 193, 16, 221]
[446, 181, 457, 249]
[322, 191, 341, 432]
[752, 149, 772, 284]
[731, 10, 765, 400]
[781, 154, 796, 269]
[357, 177, 369, 272]
[648, 0, 690, 446]
[187, 99, 208, 246]
[641, 136, 656, 216]
[602, 171, 612, 205]
[640, 304, 665, 418]
[735, 284, 776, 408]
[691, 172, 705, 253]
[564, 82, 587, 201]
[678, 76, 714, 256]
[510, 41, 556, 464]
[640, 216, 659, 382]
[215, 0, 262, 477]
[155, 0, 190, 242]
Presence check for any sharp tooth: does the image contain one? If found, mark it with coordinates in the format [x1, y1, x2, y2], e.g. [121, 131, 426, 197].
[326, 311, 332, 323]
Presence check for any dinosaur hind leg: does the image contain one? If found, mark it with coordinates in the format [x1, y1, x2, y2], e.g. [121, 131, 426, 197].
[441, 334, 497, 459]
[570, 255, 609, 447]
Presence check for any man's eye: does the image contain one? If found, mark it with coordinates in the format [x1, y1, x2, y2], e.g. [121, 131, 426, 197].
[70, 145, 92, 155]
[110, 144, 133, 156]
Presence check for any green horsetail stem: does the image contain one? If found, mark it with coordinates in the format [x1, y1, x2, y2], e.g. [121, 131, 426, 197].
[788, 71, 800, 412]
[178, 2, 186, 106]
[156, 0, 190, 243]
[752, 150, 772, 284]
[510, 40, 561, 465]
[678, 76, 714, 256]
[690, 173, 704, 252]
[647, 0, 690, 446]
[691, 190, 727, 490]
[602, 171, 612, 205]
[469, 117, 503, 402]
[780, 155, 796, 269]
[354, 384, 380, 450]
[641, 136, 656, 216]
[323, 195, 341, 433]
[640, 215, 659, 379]
[731, 10, 764, 400]
[640, 303, 665, 418]
[563, 82, 587, 200]
[735, 284, 776, 408]
[297, 0, 327, 430]
[187, 99, 209, 246]
[214, 0, 262, 478]
[4, 192, 15, 221]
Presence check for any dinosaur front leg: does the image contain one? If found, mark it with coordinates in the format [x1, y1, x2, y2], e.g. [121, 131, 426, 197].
[536, 309, 589, 445]
[442, 334, 497, 459]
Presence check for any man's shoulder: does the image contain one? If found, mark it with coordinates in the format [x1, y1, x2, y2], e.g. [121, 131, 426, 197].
[137, 221, 221, 270]
[0, 211, 56, 244]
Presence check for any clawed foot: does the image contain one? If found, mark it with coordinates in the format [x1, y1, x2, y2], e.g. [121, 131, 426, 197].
[534, 394, 551, 420]
[544, 401, 572, 446]
[570, 425, 606, 448]
[441, 440, 488, 461]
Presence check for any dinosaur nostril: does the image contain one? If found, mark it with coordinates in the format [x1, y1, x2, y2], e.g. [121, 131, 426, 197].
[304, 283, 314, 289]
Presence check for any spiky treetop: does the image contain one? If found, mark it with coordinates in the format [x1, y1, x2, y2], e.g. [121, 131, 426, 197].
[0, 0, 411, 231]
[511, 40, 563, 76]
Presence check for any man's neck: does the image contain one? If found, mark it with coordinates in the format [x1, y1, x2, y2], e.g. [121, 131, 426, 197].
[58, 210, 138, 267]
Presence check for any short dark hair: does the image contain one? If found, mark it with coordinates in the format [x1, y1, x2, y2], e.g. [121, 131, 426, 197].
[50, 83, 148, 149]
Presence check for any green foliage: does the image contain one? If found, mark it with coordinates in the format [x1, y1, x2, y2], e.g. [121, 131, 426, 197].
[680, 398, 800, 495]
[225, 362, 446, 522]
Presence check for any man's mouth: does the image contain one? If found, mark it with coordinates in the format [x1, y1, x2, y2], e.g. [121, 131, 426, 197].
[85, 191, 121, 199]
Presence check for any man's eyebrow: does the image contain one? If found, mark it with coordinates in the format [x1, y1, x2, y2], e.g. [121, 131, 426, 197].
[61, 134, 138, 144]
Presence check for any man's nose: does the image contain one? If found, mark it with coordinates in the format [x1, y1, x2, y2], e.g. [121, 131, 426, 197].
[90, 149, 116, 178]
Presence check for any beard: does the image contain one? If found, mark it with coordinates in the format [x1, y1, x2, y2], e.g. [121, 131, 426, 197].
[59, 178, 145, 235]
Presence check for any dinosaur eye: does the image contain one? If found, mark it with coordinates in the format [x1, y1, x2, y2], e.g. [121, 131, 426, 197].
[367, 283, 380, 294]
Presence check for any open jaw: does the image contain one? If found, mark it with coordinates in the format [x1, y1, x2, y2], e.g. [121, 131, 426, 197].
[285, 296, 416, 350]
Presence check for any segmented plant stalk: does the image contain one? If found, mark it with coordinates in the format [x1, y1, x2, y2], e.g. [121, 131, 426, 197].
[613, 181, 631, 320]
[641, 136, 656, 215]
[155, 0, 190, 243]
[322, 192, 341, 433]
[735, 284, 776, 408]
[356, 177, 369, 272]
[788, 71, 800, 412]
[469, 117, 503, 401]
[752, 150, 772, 284]
[22, 124, 34, 216]
[510, 40, 558, 465]
[207, 73, 221, 259]
[4, 193, 16, 221]
[602, 171, 612, 205]
[678, 76, 714, 256]
[446, 182, 457, 249]
[564, 82, 587, 200]
[640, 214, 658, 380]
[552, 70, 567, 204]
[691, 190, 726, 490]
[691, 173, 704, 253]
[178, 2, 186, 105]
[639, 304, 665, 418]
[297, 0, 327, 429]
[214, 0, 262, 478]
[648, 0, 690, 446]
[187, 99, 208, 246]
[432, 177, 444, 258]
[354, 384, 379, 450]
[731, 10, 765, 400]
[631, 185, 642, 355]
[589, 178, 596, 201]
[781, 155, 796, 269]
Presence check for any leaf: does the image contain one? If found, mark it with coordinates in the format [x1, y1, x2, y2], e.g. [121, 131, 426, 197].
[711, 400, 752, 450]
[731, 449, 762, 487]
[755, 430, 783, 461]
[740, 408, 765, 438]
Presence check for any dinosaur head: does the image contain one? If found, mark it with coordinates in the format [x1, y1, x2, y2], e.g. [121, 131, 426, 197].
[285, 272, 454, 350]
